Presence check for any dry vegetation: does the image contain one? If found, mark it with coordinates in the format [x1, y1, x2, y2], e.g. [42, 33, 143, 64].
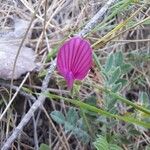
[0, 0, 150, 150]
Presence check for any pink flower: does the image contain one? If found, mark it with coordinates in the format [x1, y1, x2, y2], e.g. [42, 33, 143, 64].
[57, 37, 92, 89]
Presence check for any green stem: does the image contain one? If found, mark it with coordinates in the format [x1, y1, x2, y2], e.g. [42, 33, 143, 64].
[95, 85, 150, 116]
[46, 93, 150, 129]
[80, 110, 94, 138]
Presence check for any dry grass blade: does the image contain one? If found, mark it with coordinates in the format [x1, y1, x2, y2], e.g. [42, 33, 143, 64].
[9, 0, 44, 100]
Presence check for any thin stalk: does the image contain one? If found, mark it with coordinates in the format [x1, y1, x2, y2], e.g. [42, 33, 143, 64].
[47, 93, 150, 129]
[94, 85, 150, 116]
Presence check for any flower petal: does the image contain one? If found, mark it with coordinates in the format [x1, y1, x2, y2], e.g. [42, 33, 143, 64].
[57, 36, 92, 88]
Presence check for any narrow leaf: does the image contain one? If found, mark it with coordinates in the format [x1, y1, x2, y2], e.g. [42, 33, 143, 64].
[120, 63, 132, 74]
[105, 53, 114, 72]
[108, 67, 121, 84]
[114, 51, 123, 67]
[93, 135, 109, 150]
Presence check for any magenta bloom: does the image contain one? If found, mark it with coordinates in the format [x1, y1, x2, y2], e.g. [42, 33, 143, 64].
[57, 37, 92, 89]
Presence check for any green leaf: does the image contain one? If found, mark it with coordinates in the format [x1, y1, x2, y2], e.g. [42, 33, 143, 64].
[39, 143, 50, 150]
[108, 67, 121, 84]
[120, 63, 132, 74]
[93, 52, 102, 71]
[64, 122, 74, 132]
[46, 48, 57, 62]
[139, 92, 149, 106]
[94, 134, 122, 150]
[112, 83, 122, 92]
[105, 96, 117, 113]
[73, 128, 90, 143]
[64, 108, 79, 132]
[93, 135, 109, 150]
[85, 96, 97, 106]
[96, 116, 107, 124]
[115, 79, 127, 87]
[105, 53, 114, 72]
[50, 111, 65, 124]
[128, 129, 141, 136]
[77, 118, 84, 128]
[114, 51, 123, 67]
[109, 144, 122, 150]
[102, 70, 109, 81]
[50, 108, 89, 143]
[66, 107, 79, 126]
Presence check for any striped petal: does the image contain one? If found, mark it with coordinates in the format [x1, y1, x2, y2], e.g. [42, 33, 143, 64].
[57, 36, 92, 89]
